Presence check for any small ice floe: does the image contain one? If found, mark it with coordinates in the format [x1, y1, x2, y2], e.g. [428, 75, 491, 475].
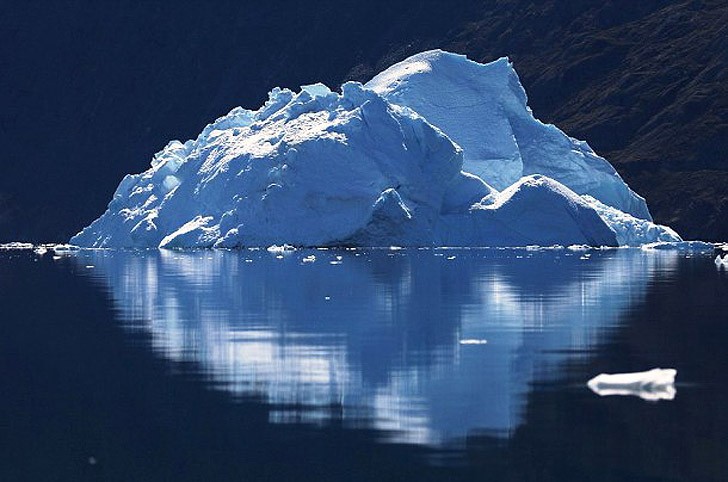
[266, 244, 296, 254]
[34, 246, 48, 256]
[0, 242, 34, 250]
[587, 368, 677, 401]
[50, 243, 78, 251]
[715, 254, 728, 268]
[642, 241, 715, 253]
[302, 255, 316, 263]
[459, 339, 488, 345]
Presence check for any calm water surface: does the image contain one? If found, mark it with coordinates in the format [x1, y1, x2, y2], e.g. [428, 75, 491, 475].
[1, 247, 727, 481]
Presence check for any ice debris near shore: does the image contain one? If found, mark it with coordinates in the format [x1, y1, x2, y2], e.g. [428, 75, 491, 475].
[71, 50, 680, 248]
[587, 368, 677, 401]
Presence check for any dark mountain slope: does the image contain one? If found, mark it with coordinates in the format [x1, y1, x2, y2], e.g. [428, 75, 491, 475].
[1, 1, 725, 241]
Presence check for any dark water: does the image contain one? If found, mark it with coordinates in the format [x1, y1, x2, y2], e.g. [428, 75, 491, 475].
[1, 247, 727, 481]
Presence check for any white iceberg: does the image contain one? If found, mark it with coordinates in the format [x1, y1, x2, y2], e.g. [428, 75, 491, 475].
[71, 51, 679, 249]
[587, 368, 677, 401]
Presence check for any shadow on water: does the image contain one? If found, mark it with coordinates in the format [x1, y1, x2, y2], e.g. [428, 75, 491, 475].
[1, 248, 726, 481]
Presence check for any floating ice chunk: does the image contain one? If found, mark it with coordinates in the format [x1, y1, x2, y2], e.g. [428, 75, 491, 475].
[459, 339, 488, 345]
[0, 242, 34, 250]
[587, 368, 677, 401]
[50, 244, 80, 252]
[715, 254, 728, 265]
[642, 241, 715, 252]
[267, 244, 296, 253]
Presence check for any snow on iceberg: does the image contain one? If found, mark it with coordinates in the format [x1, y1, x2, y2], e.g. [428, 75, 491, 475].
[367, 50, 651, 220]
[71, 50, 678, 249]
[587, 368, 677, 401]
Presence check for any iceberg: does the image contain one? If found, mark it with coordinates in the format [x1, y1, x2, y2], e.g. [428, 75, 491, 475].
[587, 368, 677, 401]
[71, 51, 678, 248]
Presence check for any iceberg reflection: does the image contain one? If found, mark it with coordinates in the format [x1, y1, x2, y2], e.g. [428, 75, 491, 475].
[75, 248, 677, 445]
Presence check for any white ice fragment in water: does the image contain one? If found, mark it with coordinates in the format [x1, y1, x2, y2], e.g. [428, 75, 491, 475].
[34, 246, 48, 256]
[0, 242, 34, 250]
[714, 254, 728, 267]
[587, 368, 677, 401]
[642, 241, 714, 252]
[459, 339, 488, 345]
[267, 244, 296, 253]
[302, 255, 316, 263]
